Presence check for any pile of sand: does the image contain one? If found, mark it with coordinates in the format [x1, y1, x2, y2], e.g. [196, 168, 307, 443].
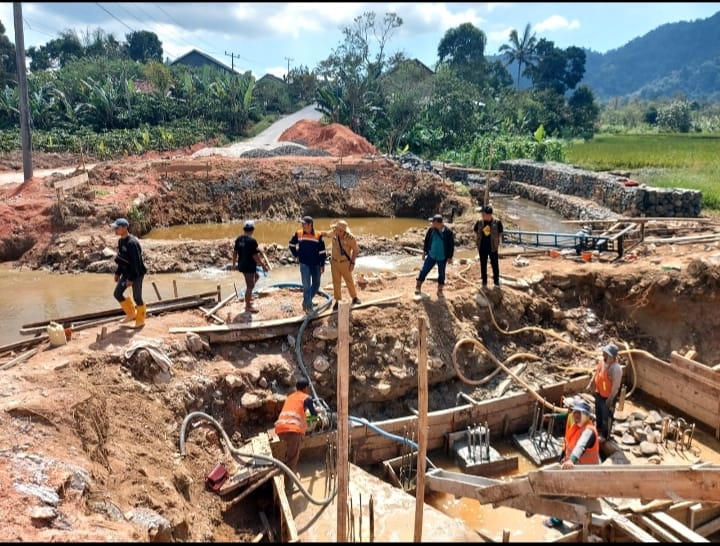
[279, 119, 379, 157]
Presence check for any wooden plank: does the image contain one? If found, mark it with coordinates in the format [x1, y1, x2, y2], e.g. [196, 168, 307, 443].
[414, 317, 428, 542]
[169, 294, 400, 343]
[20, 291, 219, 329]
[497, 495, 589, 524]
[0, 348, 39, 371]
[648, 511, 709, 542]
[273, 473, 298, 543]
[633, 352, 720, 428]
[54, 171, 89, 191]
[0, 335, 49, 356]
[527, 466, 720, 503]
[336, 301, 350, 542]
[670, 351, 720, 383]
[609, 513, 659, 542]
[637, 515, 682, 542]
[695, 514, 720, 537]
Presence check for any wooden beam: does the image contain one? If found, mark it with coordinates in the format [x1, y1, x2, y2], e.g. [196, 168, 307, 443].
[428, 466, 720, 505]
[20, 290, 219, 330]
[497, 495, 589, 524]
[336, 301, 350, 542]
[610, 512, 659, 542]
[53, 171, 89, 192]
[695, 514, 720, 537]
[637, 514, 681, 542]
[273, 473, 298, 542]
[648, 511, 709, 542]
[526, 466, 720, 503]
[414, 317, 428, 542]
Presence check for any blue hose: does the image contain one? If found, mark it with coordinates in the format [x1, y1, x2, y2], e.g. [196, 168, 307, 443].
[265, 283, 433, 467]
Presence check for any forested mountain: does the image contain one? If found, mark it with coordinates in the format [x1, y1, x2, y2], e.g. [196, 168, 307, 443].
[493, 10, 720, 102]
[582, 10, 720, 101]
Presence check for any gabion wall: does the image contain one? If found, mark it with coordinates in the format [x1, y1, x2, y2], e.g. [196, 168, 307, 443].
[499, 160, 702, 218]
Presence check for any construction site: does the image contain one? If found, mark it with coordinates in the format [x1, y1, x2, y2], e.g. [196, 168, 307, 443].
[1, 117, 720, 542]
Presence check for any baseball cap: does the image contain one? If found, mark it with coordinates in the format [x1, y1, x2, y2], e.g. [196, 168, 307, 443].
[429, 214, 444, 223]
[301, 215, 314, 224]
[243, 220, 255, 230]
[111, 218, 129, 228]
[296, 377, 309, 390]
[482, 205, 493, 214]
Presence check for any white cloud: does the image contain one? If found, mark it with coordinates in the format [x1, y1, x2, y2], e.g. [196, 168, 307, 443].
[534, 15, 581, 33]
[396, 3, 485, 34]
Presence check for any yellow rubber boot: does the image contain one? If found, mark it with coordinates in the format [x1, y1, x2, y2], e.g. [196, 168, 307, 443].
[132, 304, 146, 329]
[119, 298, 136, 322]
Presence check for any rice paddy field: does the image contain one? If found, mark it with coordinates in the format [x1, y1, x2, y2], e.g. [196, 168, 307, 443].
[565, 133, 720, 212]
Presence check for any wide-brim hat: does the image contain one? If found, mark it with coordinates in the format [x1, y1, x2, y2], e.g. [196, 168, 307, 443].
[330, 220, 349, 231]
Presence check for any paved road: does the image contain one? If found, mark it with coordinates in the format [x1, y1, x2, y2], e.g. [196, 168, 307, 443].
[250, 103, 324, 145]
[193, 103, 324, 158]
[0, 104, 324, 184]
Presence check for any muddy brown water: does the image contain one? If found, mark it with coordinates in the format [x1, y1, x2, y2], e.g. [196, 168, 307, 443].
[0, 199, 567, 347]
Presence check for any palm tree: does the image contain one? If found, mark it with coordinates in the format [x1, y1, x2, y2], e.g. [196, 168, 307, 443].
[499, 23, 537, 89]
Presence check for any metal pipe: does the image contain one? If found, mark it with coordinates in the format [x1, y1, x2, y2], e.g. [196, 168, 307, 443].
[485, 421, 490, 461]
[457, 391, 480, 406]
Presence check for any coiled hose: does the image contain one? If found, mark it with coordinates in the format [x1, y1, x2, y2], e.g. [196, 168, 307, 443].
[179, 411, 336, 506]
[450, 260, 638, 404]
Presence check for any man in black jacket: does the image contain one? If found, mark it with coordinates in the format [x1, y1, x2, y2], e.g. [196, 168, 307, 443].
[415, 214, 455, 298]
[111, 218, 148, 328]
[473, 205, 504, 287]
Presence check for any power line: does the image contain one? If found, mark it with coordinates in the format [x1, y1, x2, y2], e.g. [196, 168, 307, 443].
[94, 2, 135, 33]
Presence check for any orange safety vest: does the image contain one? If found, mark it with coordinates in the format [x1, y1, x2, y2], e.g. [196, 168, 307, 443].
[274, 390, 309, 435]
[594, 361, 613, 397]
[564, 420, 600, 464]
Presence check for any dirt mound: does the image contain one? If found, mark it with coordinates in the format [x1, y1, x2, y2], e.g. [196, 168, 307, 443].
[279, 119, 379, 157]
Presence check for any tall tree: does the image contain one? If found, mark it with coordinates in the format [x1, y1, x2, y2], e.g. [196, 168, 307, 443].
[437, 22, 487, 86]
[524, 39, 585, 95]
[0, 20, 17, 88]
[125, 30, 162, 63]
[499, 23, 537, 89]
[315, 11, 402, 136]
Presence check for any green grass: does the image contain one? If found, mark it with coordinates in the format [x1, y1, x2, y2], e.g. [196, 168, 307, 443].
[565, 133, 720, 210]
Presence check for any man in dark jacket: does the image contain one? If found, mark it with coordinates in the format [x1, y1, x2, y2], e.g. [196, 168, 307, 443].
[289, 216, 327, 314]
[111, 217, 148, 328]
[473, 205, 503, 287]
[415, 214, 455, 298]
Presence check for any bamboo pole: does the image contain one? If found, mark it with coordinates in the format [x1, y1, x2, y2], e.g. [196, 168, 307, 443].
[152, 281, 162, 301]
[413, 316, 428, 542]
[336, 301, 350, 542]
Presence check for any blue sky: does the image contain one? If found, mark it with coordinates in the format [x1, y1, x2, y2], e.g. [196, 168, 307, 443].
[2, 2, 719, 78]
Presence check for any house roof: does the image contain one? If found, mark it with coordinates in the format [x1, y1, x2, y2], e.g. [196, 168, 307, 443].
[171, 49, 236, 73]
[256, 73, 286, 85]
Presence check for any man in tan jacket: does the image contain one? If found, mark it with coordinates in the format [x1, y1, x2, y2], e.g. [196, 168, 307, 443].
[326, 220, 361, 310]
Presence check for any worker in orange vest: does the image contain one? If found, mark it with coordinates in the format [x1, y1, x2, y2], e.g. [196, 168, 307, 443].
[274, 377, 318, 493]
[544, 398, 600, 528]
[587, 343, 623, 441]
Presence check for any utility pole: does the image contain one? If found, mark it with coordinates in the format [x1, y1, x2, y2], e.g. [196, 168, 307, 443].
[13, 2, 32, 181]
[284, 56, 293, 82]
[224, 50, 237, 72]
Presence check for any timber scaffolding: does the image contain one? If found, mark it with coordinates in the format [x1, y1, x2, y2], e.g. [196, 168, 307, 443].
[258, 311, 720, 542]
